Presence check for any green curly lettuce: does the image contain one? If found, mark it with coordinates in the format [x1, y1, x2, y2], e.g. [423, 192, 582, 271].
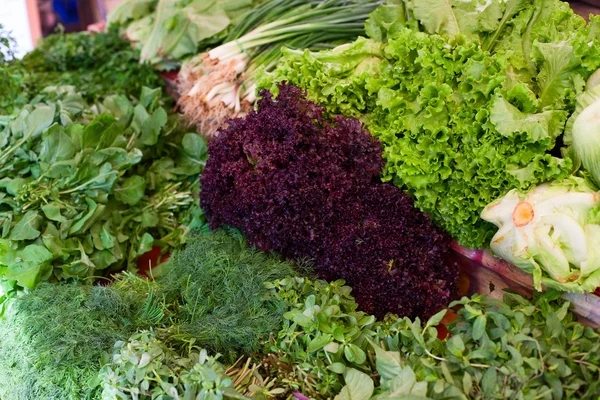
[262, 0, 600, 248]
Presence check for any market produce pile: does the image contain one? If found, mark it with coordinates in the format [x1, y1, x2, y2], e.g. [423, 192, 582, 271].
[1, 0, 600, 398]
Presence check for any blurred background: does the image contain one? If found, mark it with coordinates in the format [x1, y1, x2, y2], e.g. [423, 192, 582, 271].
[1, 0, 600, 58]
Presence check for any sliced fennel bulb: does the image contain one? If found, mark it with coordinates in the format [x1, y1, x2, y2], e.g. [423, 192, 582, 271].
[481, 177, 600, 292]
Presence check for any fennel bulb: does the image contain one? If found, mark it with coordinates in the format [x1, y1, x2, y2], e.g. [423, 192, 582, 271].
[481, 177, 600, 292]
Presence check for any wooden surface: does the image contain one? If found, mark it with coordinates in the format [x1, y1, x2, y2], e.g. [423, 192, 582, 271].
[452, 245, 600, 328]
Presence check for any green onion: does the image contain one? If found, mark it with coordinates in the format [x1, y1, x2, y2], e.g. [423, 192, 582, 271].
[177, 0, 380, 138]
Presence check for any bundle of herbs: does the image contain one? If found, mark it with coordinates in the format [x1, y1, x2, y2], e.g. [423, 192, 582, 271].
[99, 330, 248, 399]
[177, 0, 381, 138]
[264, 278, 600, 399]
[157, 229, 302, 362]
[201, 83, 458, 319]
[18, 26, 163, 105]
[0, 86, 207, 302]
[0, 275, 163, 400]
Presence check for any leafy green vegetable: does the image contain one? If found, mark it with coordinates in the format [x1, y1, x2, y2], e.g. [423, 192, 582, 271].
[99, 330, 247, 400]
[18, 26, 163, 105]
[178, 0, 380, 138]
[0, 25, 27, 114]
[333, 291, 600, 400]
[0, 276, 162, 400]
[263, 277, 386, 398]
[0, 86, 207, 296]
[158, 229, 302, 362]
[108, 0, 260, 70]
[264, 0, 600, 248]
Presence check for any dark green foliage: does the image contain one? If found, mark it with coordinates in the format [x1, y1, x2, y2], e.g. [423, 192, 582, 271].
[158, 229, 301, 362]
[0, 277, 160, 400]
[20, 26, 163, 105]
[0, 25, 27, 114]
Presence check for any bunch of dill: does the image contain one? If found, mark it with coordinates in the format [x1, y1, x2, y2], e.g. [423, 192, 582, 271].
[158, 228, 304, 362]
[0, 276, 163, 400]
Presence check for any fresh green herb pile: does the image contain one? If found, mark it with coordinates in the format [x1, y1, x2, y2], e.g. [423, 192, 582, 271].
[158, 229, 302, 362]
[19, 26, 163, 104]
[99, 330, 245, 400]
[0, 25, 27, 115]
[264, 278, 600, 399]
[0, 276, 161, 400]
[263, 0, 600, 248]
[0, 86, 207, 296]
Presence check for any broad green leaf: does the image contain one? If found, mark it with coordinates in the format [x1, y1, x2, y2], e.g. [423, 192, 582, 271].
[490, 96, 567, 142]
[182, 133, 207, 160]
[69, 198, 99, 235]
[535, 41, 579, 109]
[82, 114, 118, 149]
[481, 367, 497, 395]
[369, 339, 402, 380]
[462, 372, 473, 394]
[6, 244, 53, 289]
[9, 211, 43, 241]
[5, 178, 27, 196]
[344, 343, 367, 365]
[447, 335, 465, 357]
[137, 232, 154, 257]
[40, 127, 75, 163]
[335, 368, 374, 400]
[141, 107, 167, 146]
[328, 362, 347, 374]
[26, 104, 57, 138]
[115, 175, 146, 206]
[90, 249, 118, 270]
[425, 309, 447, 329]
[307, 334, 333, 353]
[42, 203, 67, 223]
[472, 315, 487, 341]
[408, 0, 460, 36]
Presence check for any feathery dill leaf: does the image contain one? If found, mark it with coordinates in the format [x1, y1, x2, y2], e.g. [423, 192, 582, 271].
[0, 278, 162, 400]
[159, 229, 303, 362]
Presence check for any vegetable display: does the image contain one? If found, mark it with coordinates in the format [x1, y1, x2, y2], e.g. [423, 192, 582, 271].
[262, 0, 600, 249]
[481, 177, 600, 292]
[201, 83, 458, 319]
[177, 0, 381, 138]
[1, 1, 600, 399]
[0, 86, 207, 294]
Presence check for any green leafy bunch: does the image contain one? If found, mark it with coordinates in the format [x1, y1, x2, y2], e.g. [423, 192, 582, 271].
[0, 25, 27, 114]
[0, 276, 162, 400]
[264, 275, 600, 399]
[337, 290, 600, 400]
[263, 277, 384, 398]
[20, 26, 163, 104]
[107, 0, 264, 70]
[98, 330, 246, 400]
[0, 86, 207, 295]
[157, 229, 301, 362]
[264, 0, 600, 248]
